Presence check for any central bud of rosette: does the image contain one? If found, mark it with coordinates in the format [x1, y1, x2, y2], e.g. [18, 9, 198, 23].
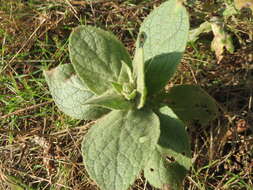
[122, 82, 137, 100]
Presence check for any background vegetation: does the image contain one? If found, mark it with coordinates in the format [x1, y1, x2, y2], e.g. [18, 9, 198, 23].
[0, 0, 252, 189]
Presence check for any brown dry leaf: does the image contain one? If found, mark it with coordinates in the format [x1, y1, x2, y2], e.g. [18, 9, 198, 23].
[188, 21, 212, 43]
[210, 18, 234, 63]
[224, 119, 249, 140]
[33, 135, 56, 175]
[234, 0, 253, 12]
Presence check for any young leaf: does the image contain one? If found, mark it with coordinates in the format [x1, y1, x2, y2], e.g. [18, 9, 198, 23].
[133, 32, 147, 109]
[44, 64, 109, 120]
[82, 109, 160, 190]
[136, 0, 189, 94]
[122, 82, 137, 100]
[111, 81, 123, 94]
[118, 60, 134, 84]
[163, 85, 219, 125]
[84, 93, 133, 110]
[223, 3, 238, 17]
[144, 106, 191, 189]
[69, 25, 132, 95]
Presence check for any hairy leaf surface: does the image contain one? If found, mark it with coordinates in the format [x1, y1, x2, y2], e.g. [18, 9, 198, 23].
[134, 37, 147, 109]
[85, 93, 133, 110]
[136, 0, 189, 94]
[82, 109, 160, 190]
[44, 64, 108, 120]
[69, 26, 132, 95]
[144, 106, 191, 189]
[164, 85, 219, 125]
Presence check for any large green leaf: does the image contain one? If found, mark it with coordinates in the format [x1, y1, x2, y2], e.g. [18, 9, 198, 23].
[44, 64, 108, 120]
[69, 25, 132, 95]
[82, 109, 160, 190]
[163, 85, 219, 125]
[144, 106, 191, 189]
[84, 93, 133, 110]
[136, 0, 189, 94]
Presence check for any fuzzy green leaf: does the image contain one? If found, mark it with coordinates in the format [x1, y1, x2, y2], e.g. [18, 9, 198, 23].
[44, 64, 108, 120]
[85, 93, 133, 110]
[144, 106, 191, 189]
[69, 25, 132, 95]
[82, 109, 160, 190]
[111, 82, 123, 94]
[134, 34, 147, 109]
[118, 61, 133, 84]
[163, 85, 219, 125]
[136, 0, 189, 94]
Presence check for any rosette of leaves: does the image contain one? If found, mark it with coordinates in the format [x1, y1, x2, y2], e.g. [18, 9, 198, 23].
[44, 0, 219, 189]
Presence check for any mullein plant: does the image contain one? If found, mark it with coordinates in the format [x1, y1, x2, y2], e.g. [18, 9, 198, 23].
[44, 0, 218, 189]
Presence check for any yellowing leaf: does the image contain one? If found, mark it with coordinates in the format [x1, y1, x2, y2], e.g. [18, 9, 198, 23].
[210, 19, 234, 63]
[44, 64, 109, 120]
[188, 21, 212, 43]
[234, 0, 253, 12]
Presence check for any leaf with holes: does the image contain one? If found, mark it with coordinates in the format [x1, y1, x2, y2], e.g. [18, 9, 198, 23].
[163, 85, 218, 125]
[82, 109, 160, 190]
[43, 1, 220, 189]
[144, 106, 191, 189]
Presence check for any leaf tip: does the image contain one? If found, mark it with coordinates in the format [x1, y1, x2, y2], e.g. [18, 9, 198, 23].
[176, 0, 186, 7]
[43, 68, 56, 79]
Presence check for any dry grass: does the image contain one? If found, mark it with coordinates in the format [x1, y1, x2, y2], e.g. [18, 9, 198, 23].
[0, 0, 252, 189]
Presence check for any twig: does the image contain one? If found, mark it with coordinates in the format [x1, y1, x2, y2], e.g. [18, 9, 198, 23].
[186, 62, 198, 84]
[0, 101, 53, 120]
[187, 176, 201, 189]
[70, 0, 161, 10]
[1, 59, 55, 63]
[10, 168, 72, 189]
[50, 121, 95, 136]
[69, 0, 115, 5]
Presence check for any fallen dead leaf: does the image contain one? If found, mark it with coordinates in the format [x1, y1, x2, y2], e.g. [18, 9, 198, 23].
[210, 18, 234, 63]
